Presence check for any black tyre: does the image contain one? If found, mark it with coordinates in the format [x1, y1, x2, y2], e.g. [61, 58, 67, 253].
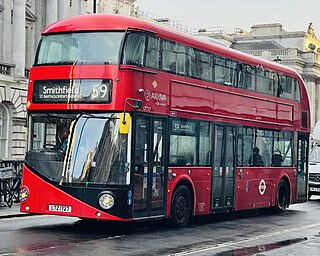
[171, 185, 192, 228]
[276, 179, 289, 212]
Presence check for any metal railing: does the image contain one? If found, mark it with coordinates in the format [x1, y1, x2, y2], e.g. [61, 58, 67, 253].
[0, 160, 23, 207]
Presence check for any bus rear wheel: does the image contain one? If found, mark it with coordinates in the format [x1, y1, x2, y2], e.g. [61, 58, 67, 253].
[276, 179, 289, 212]
[171, 185, 192, 228]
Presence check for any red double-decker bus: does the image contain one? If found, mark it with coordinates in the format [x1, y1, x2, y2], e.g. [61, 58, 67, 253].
[20, 14, 310, 227]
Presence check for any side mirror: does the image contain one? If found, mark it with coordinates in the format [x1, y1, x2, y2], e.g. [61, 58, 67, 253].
[120, 113, 130, 134]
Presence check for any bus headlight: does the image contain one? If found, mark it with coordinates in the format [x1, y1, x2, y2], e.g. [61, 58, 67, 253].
[19, 187, 29, 203]
[98, 193, 115, 210]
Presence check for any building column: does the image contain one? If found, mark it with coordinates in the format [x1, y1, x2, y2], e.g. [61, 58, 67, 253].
[303, 75, 317, 129]
[0, 4, 3, 62]
[12, 0, 26, 78]
[58, 0, 66, 20]
[46, 0, 58, 26]
[316, 80, 320, 124]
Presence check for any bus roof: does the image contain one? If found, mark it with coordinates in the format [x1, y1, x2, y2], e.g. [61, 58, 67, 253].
[43, 14, 300, 78]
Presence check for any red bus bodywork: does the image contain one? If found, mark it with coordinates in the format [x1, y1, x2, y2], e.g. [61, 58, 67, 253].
[21, 14, 310, 225]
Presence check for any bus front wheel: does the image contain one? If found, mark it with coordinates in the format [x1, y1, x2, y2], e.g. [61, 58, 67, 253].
[170, 185, 192, 228]
[276, 179, 289, 212]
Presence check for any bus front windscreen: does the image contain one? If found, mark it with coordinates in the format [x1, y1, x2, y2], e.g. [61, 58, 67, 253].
[25, 113, 129, 185]
[35, 32, 124, 65]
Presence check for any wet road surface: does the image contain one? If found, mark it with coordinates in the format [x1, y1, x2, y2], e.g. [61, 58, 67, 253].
[1, 198, 320, 255]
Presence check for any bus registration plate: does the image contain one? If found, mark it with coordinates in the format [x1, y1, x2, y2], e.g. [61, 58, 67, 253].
[49, 204, 72, 213]
[310, 187, 320, 192]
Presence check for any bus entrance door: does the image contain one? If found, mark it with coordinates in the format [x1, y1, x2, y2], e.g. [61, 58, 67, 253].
[211, 125, 236, 211]
[296, 133, 309, 202]
[132, 117, 166, 219]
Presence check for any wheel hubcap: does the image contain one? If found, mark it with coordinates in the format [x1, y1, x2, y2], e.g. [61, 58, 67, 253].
[176, 195, 187, 221]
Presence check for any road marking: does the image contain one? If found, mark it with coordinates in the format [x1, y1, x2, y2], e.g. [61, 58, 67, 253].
[173, 222, 320, 255]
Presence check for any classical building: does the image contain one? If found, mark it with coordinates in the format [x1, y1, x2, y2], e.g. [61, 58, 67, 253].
[194, 23, 320, 132]
[0, 0, 135, 160]
[2, 1, 319, 161]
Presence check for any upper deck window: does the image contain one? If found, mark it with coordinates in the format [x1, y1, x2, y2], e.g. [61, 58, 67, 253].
[35, 32, 124, 66]
[122, 32, 146, 67]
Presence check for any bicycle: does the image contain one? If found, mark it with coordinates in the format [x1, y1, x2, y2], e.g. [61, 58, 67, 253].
[0, 167, 14, 208]
[12, 169, 22, 203]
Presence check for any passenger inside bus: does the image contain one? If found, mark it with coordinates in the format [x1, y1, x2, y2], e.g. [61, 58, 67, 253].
[249, 147, 264, 167]
[59, 129, 69, 153]
[271, 150, 283, 167]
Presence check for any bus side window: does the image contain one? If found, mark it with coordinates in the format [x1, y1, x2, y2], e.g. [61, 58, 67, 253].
[122, 32, 146, 67]
[294, 79, 301, 101]
[162, 40, 176, 73]
[214, 56, 226, 85]
[145, 36, 160, 69]
[176, 44, 186, 75]
[238, 63, 255, 90]
[256, 69, 274, 96]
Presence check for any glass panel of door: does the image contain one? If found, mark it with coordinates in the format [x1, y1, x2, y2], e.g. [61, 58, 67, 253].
[133, 117, 165, 217]
[212, 125, 236, 209]
[296, 133, 308, 202]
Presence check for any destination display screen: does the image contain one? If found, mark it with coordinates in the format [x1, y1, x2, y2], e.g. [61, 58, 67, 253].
[171, 119, 196, 135]
[33, 79, 113, 104]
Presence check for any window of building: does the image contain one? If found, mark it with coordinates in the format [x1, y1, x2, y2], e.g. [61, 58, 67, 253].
[0, 103, 8, 159]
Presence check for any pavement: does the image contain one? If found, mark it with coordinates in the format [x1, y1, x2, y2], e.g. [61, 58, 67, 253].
[0, 202, 27, 219]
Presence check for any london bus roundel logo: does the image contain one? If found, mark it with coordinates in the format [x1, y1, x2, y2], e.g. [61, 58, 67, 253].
[258, 179, 266, 195]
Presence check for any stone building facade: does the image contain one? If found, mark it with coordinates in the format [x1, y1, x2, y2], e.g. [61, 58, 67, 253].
[0, 0, 135, 160]
[2, 1, 319, 160]
[195, 23, 320, 132]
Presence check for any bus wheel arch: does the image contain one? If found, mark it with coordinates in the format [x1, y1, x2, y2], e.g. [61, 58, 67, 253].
[276, 178, 290, 212]
[170, 180, 194, 227]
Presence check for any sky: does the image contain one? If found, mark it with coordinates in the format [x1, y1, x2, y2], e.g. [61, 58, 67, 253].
[135, 0, 320, 36]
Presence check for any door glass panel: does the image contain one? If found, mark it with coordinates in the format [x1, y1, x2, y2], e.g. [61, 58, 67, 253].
[151, 120, 164, 209]
[297, 133, 308, 201]
[212, 125, 236, 209]
[212, 126, 224, 208]
[133, 118, 149, 211]
[225, 127, 235, 206]
[213, 127, 223, 177]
